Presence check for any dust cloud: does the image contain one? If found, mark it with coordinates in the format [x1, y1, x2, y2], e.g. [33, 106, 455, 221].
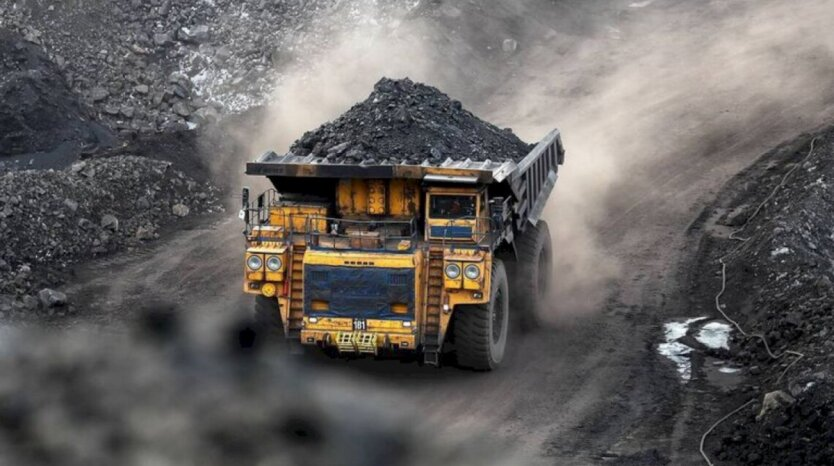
[245, 0, 834, 315]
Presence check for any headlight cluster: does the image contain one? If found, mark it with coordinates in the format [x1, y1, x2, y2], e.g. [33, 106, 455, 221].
[246, 255, 263, 270]
[266, 255, 283, 271]
[248, 254, 283, 271]
[445, 263, 482, 279]
[464, 264, 481, 279]
[444, 263, 461, 279]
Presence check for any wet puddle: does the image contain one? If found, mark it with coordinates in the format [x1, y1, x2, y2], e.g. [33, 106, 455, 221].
[696, 321, 732, 350]
[657, 317, 707, 382]
[657, 318, 742, 386]
[703, 357, 744, 391]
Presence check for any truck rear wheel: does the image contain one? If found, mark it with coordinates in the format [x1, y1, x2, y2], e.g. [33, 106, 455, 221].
[508, 220, 553, 330]
[453, 259, 509, 371]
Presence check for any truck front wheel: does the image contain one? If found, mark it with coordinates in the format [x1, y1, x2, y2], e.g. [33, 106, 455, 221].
[253, 295, 284, 339]
[453, 259, 509, 371]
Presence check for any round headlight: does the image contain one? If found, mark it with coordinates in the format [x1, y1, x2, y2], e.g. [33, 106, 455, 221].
[445, 263, 461, 279]
[464, 264, 481, 279]
[266, 255, 283, 271]
[246, 255, 263, 270]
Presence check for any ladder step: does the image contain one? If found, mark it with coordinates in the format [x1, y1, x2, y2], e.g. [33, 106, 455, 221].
[423, 351, 439, 366]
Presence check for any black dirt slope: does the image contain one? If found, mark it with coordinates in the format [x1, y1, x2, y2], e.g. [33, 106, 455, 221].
[290, 77, 533, 165]
[0, 29, 112, 164]
[691, 128, 834, 465]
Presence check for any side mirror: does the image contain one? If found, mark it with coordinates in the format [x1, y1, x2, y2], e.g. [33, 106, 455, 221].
[240, 187, 250, 227]
[241, 187, 250, 209]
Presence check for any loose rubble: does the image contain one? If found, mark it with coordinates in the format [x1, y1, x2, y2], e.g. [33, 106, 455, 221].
[0, 1, 418, 131]
[0, 157, 223, 319]
[0, 311, 507, 466]
[290, 78, 534, 165]
[696, 128, 834, 464]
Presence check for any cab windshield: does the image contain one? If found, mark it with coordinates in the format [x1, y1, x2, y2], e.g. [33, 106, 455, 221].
[429, 195, 476, 219]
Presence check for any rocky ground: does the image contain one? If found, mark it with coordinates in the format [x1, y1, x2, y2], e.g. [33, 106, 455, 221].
[0, 157, 223, 320]
[691, 126, 834, 465]
[0, 0, 417, 132]
[290, 77, 533, 164]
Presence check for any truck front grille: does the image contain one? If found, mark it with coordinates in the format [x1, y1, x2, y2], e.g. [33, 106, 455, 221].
[304, 265, 415, 319]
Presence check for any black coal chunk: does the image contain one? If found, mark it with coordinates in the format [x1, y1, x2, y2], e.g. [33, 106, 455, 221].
[289, 78, 533, 165]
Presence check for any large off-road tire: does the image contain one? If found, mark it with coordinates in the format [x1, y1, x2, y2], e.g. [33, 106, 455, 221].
[506, 220, 553, 330]
[453, 259, 510, 371]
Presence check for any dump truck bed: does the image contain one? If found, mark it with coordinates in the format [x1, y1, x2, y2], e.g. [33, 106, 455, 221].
[246, 129, 565, 226]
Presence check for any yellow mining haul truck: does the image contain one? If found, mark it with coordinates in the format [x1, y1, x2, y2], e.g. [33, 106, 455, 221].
[241, 130, 565, 370]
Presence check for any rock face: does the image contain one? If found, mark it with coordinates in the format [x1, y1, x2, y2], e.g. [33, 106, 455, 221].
[700, 128, 834, 465]
[0, 2, 418, 131]
[290, 78, 533, 165]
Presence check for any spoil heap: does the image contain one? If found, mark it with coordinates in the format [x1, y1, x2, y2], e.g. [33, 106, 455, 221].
[290, 78, 533, 165]
[0, 1, 415, 131]
[0, 29, 112, 164]
[698, 128, 834, 464]
[0, 157, 223, 319]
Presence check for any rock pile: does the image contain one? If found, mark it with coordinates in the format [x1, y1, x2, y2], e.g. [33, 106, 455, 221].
[291, 78, 534, 165]
[0, 29, 113, 164]
[0, 311, 505, 466]
[0, 0, 416, 131]
[0, 157, 223, 319]
[700, 128, 834, 464]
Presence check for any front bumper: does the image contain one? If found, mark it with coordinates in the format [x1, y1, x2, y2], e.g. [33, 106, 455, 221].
[300, 317, 418, 354]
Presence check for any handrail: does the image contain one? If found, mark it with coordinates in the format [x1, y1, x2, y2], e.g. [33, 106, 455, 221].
[306, 216, 418, 252]
[434, 216, 500, 250]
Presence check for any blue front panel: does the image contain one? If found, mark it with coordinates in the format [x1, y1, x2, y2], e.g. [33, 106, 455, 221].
[430, 225, 472, 239]
[304, 265, 415, 319]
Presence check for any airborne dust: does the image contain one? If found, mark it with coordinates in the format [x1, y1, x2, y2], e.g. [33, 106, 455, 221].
[244, 0, 834, 316]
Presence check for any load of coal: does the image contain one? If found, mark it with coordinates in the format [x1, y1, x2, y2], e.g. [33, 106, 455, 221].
[0, 29, 113, 168]
[290, 78, 534, 165]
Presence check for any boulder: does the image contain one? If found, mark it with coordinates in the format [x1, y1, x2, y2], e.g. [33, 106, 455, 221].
[178, 25, 210, 44]
[135, 225, 156, 240]
[172, 204, 190, 217]
[91, 87, 110, 102]
[100, 214, 119, 231]
[63, 198, 79, 212]
[757, 390, 795, 421]
[38, 288, 67, 308]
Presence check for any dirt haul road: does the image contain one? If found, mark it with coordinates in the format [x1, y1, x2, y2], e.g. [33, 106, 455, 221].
[64, 119, 834, 466]
[63, 1, 834, 464]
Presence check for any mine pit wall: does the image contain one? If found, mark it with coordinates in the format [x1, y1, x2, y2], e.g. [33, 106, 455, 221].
[688, 128, 834, 464]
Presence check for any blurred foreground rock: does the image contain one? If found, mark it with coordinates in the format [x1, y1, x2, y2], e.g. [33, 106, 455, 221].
[0, 311, 509, 466]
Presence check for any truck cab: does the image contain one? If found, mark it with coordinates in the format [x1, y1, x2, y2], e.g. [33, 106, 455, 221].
[242, 130, 564, 370]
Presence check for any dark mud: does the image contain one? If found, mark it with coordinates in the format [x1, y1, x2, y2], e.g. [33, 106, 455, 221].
[690, 127, 834, 465]
[0, 29, 114, 167]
